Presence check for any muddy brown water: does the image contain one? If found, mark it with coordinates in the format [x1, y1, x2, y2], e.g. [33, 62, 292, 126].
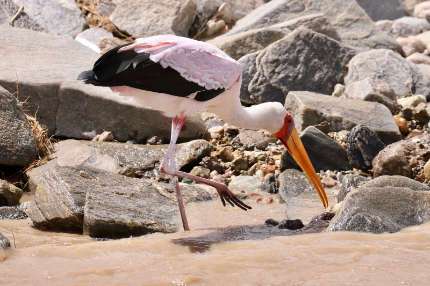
[1, 193, 430, 286]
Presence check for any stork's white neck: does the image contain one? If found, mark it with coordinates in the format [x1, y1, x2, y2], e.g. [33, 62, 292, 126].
[207, 82, 287, 134]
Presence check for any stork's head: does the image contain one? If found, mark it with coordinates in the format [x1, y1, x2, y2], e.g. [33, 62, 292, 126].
[273, 111, 328, 208]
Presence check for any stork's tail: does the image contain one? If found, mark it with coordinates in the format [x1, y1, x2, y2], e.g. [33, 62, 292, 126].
[77, 70, 99, 85]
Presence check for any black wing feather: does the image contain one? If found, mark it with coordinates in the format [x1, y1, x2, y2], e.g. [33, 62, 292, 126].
[78, 44, 225, 99]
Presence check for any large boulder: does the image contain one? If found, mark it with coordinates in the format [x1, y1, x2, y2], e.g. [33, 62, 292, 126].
[355, 0, 408, 21]
[11, 0, 86, 36]
[284, 91, 402, 144]
[221, 0, 400, 52]
[109, 0, 197, 37]
[0, 86, 37, 166]
[0, 26, 207, 142]
[328, 176, 430, 233]
[344, 49, 430, 101]
[281, 126, 349, 172]
[239, 28, 355, 105]
[372, 134, 430, 182]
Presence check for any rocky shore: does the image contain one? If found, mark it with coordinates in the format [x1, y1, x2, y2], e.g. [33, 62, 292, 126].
[1, 0, 430, 247]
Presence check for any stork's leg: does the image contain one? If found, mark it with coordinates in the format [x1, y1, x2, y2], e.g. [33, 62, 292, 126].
[160, 115, 190, 231]
[159, 116, 252, 213]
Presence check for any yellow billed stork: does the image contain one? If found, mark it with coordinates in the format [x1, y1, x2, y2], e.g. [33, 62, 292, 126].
[78, 34, 328, 231]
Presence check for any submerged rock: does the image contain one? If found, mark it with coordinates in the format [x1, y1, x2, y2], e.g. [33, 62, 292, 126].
[278, 169, 313, 202]
[228, 175, 262, 194]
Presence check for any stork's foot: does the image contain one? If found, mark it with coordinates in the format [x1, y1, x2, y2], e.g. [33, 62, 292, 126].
[214, 183, 252, 211]
[160, 167, 252, 211]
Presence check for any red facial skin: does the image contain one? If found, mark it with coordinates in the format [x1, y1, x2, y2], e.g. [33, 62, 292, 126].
[273, 113, 295, 147]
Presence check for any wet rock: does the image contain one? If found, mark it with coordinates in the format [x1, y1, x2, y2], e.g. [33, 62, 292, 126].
[372, 134, 430, 182]
[223, 0, 400, 52]
[284, 91, 402, 144]
[264, 218, 279, 226]
[281, 126, 349, 172]
[336, 174, 370, 203]
[0, 86, 38, 166]
[278, 169, 313, 202]
[240, 28, 355, 105]
[75, 28, 113, 53]
[83, 178, 212, 238]
[278, 219, 304, 230]
[346, 125, 386, 171]
[392, 17, 430, 37]
[109, 0, 196, 37]
[26, 164, 213, 235]
[262, 173, 277, 194]
[0, 206, 27, 219]
[356, 0, 408, 21]
[0, 180, 23, 206]
[234, 129, 275, 150]
[4, 0, 85, 36]
[344, 49, 430, 102]
[0, 26, 207, 142]
[228, 175, 262, 194]
[0, 233, 10, 249]
[328, 186, 430, 233]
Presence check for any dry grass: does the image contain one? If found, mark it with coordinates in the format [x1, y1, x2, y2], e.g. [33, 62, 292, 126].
[75, 0, 134, 41]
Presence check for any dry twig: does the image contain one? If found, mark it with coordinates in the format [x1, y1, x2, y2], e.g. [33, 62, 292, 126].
[8, 5, 24, 26]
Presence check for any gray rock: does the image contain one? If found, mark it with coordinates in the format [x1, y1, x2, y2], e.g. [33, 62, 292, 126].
[0, 180, 23, 206]
[208, 27, 287, 60]
[0, 0, 44, 31]
[11, 0, 86, 36]
[223, 0, 400, 52]
[57, 81, 208, 143]
[336, 174, 370, 203]
[0, 206, 27, 219]
[75, 28, 113, 53]
[392, 16, 430, 37]
[284, 91, 401, 144]
[0, 232, 10, 249]
[0, 86, 37, 166]
[328, 186, 430, 233]
[375, 20, 393, 34]
[362, 175, 430, 192]
[0, 26, 208, 142]
[228, 175, 262, 194]
[26, 164, 214, 235]
[278, 169, 313, 202]
[239, 28, 355, 105]
[356, 0, 408, 21]
[345, 49, 430, 102]
[346, 125, 386, 171]
[97, 0, 116, 16]
[372, 134, 430, 182]
[234, 129, 275, 150]
[281, 126, 349, 172]
[109, 0, 197, 37]
[51, 139, 211, 179]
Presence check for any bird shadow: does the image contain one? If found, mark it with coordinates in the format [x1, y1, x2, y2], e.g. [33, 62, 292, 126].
[172, 212, 334, 253]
